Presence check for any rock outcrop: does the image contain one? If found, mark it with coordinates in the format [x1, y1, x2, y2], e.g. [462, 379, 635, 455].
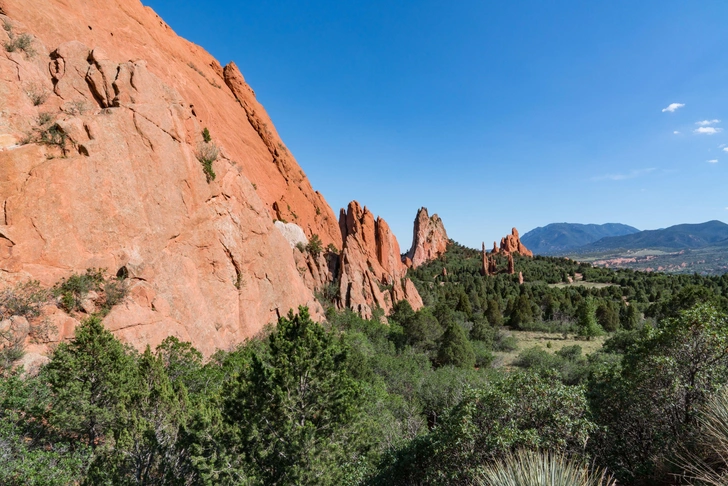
[0, 0, 433, 357]
[405, 208, 449, 268]
[480, 242, 498, 276]
[494, 228, 533, 257]
[338, 202, 422, 318]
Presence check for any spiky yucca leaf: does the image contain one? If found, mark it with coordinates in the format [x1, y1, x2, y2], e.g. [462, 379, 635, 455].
[679, 388, 728, 485]
[476, 449, 616, 486]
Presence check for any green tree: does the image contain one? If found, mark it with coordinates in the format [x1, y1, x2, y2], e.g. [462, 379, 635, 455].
[589, 303, 728, 484]
[577, 298, 603, 340]
[376, 371, 594, 485]
[41, 316, 136, 448]
[402, 308, 443, 355]
[485, 298, 503, 327]
[596, 301, 620, 332]
[470, 314, 494, 344]
[620, 303, 641, 330]
[85, 346, 189, 485]
[224, 307, 363, 485]
[509, 295, 533, 329]
[437, 322, 475, 369]
[0, 368, 90, 485]
[306, 234, 323, 257]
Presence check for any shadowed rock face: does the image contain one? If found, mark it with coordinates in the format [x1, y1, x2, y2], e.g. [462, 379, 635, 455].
[0, 0, 433, 355]
[338, 202, 423, 319]
[405, 207, 449, 268]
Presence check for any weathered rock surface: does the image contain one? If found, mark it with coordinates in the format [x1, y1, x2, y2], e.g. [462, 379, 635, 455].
[274, 221, 308, 249]
[0, 0, 341, 355]
[338, 202, 422, 318]
[0, 0, 434, 356]
[405, 207, 449, 268]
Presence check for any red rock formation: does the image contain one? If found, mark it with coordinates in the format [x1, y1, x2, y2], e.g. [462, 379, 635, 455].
[518, 271, 524, 285]
[405, 208, 449, 268]
[489, 257, 498, 275]
[0, 0, 435, 359]
[338, 202, 422, 318]
[0, 0, 353, 356]
[497, 228, 533, 257]
[480, 243, 489, 276]
[508, 254, 515, 275]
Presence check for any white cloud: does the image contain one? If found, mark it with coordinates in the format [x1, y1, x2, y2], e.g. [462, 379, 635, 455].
[592, 168, 656, 181]
[662, 103, 685, 113]
[696, 119, 721, 126]
[694, 126, 723, 135]
[723, 147, 728, 153]
[707, 159, 719, 164]
[673, 130, 681, 134]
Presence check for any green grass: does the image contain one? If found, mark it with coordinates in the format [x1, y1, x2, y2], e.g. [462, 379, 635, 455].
[494, 330, 606, 367]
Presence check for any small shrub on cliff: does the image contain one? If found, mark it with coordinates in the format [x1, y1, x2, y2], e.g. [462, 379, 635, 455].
[54, 269, 105, 312]
[202, 127, 212, 143]
[0, 281, 51, 321]
[24, 82, 49, 106]
[52, 269, 128, 315]
[3, 26, 35, 58]
[326, 243, 339, 255]
[307, 234, 323, 257]
[195, 141, 218, 183]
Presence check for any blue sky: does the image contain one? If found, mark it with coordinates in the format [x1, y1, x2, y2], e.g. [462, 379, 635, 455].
[146, 0, 728, 249]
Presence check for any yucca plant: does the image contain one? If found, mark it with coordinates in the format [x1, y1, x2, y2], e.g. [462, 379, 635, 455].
[678, 387, 728, 485]
[476, 450, 616, 486]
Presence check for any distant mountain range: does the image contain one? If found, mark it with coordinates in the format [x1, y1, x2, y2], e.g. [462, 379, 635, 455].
[522, 221, 728, 256]
[521, 223, 640, 255]
[577, 220, 728, 253]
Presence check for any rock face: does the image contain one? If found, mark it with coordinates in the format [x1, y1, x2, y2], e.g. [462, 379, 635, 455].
[274, 221, 308, 249]
[405, 208, 449, 268]
[0, 0, 433, 356]
[495, 228, 533, 257]
[481, 243, 490, 276]
[0, 0, 432, 357]
[338, 202, 422, 318]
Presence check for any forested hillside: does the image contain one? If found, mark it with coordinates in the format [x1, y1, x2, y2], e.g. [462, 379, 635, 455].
[2, 242, 728, 485]
[521, 222, 640, 255]
[578, 220, 728, 252]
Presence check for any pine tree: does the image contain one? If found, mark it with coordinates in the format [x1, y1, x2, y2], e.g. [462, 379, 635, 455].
[438, 322, 475, 369]
[486, 298, 503, 327]
[577, 298, 603, 340]
[225, 307, 362, 485]
[41, 316, 136, 448]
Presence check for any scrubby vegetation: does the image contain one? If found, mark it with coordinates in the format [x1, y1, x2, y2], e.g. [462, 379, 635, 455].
[23, 82, 48, 106]
[2, 20, 36, 58]
[196, 140, 219, 182]
[1, 242, 728, 484]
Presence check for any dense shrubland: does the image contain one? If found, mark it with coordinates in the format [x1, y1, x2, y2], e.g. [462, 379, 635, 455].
[1, 243, 728, 484]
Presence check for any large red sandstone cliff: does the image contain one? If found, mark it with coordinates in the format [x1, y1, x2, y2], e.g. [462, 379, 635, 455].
[0, 0, 429, 357]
